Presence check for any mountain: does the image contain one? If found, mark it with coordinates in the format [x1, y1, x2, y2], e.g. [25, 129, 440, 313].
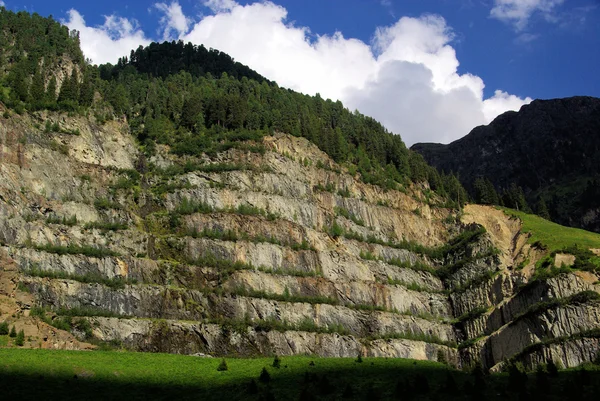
[1, 8, 600, 378]
[412, 96, 600, 232]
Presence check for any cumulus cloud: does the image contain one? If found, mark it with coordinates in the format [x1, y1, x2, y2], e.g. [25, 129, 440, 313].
[482, 90, 530, 122]
[490, 0, 565, 31]
[0, 1, 5, 7]
[63, 10, 151, 64]
[154, 2, 192, 40]
[181, 1, 531, 144]
[68, 0, 532, 145]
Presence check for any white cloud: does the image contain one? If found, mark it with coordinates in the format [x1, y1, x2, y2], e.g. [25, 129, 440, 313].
[204, 0, 237, 13]
[181, 2, 530, 144]
[68, 0, 532, 145]
[482, 90, 530, 122]
[154, 2, 191, 40]
[63, 10, 151, 64]
[490, 0, 564, 31]
[0, 1, 5, 7]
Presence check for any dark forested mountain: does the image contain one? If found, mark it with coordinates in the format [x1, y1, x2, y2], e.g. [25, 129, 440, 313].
[412, 96, 600, 232]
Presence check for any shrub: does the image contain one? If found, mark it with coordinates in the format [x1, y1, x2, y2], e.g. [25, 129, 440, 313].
[355, 353, 363, 363]
[547, 359, 559, 377]
[337, 187, 351, 198]
[272, 355, 281, 369]
[24, 268, 131, 290]
[94, 198, 121, 210]
[437, 349, 448, 365]
[49, 140, 68, 155]
[84, 221, 128, 231]
[456, 306, 488, 323]
[259, 367, 271, 383]
[334, 206, 364, 226]
[174, 197, 213, 215]
[34, 243, 119, 258]
[569, 290, 600, 304]
[15, 329, 25, 346]
[217, 358, 228, 371]
[328, 221, 344, 238]
[0, 321, 9, 335]
[45, 215, 78, 226]
[9, 326, 17, 337]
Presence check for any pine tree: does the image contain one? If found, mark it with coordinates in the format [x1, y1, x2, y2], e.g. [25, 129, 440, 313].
[536, 198, 551, 220]
[0, 321, 9, 335]
[474, 177, 499, 205]
[70, 68, 80, 101]
[45, 76, 57, 106]
[107, 83, 130, 115]
[474, 177, 488, 204]
[29, 67, 45, 108]
[8, 61, 29, 103]
[58, 72, 74, 104]
[547, 360, 559, 377]
[15, 329, 25, 346]
[271, 355, 281, 369]
[181, 92, 204, 132]
[58, 69, 80, 108]
[442, 173, 469, 208]
[79, 69, 95, 107]
[502, 183, 530, 212]
[216, 358, 228, 371]
[484, 178, 500, 205]
[259, 367, 270, 383]
[9, 325, 17, 337]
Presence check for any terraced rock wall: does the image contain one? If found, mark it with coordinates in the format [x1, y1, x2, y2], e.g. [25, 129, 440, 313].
[0, 109, 599, 370]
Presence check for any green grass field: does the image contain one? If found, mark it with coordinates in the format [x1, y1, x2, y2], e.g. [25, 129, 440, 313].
[499, 207, 600, 252]
[0, 349, 599, 400]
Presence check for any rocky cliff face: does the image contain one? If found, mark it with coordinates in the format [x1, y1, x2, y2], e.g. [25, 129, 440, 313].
[412, 96, 600, 233]
[0, 105, 599, 371]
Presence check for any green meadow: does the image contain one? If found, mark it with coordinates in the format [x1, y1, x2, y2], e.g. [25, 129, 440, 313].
[0, 348, 599, 400]
[500, 207, 600, 251]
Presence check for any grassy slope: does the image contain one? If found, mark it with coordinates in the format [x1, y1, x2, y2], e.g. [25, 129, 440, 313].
[0, 349, 454, 400]
[499, 207, 600, 251]
[1, 349, 599, 400]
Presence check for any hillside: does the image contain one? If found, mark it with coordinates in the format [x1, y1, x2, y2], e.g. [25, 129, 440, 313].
[0, 8, 600, 378]
[412, 97, 600, 232]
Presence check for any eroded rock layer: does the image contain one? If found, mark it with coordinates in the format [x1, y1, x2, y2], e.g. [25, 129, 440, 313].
[0, 109, 599, 370]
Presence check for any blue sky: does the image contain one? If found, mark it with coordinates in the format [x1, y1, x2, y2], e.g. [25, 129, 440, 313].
[2, 0, 599, 144]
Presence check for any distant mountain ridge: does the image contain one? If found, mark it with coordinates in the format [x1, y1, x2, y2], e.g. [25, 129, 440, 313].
[412, 96, 600, 232]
